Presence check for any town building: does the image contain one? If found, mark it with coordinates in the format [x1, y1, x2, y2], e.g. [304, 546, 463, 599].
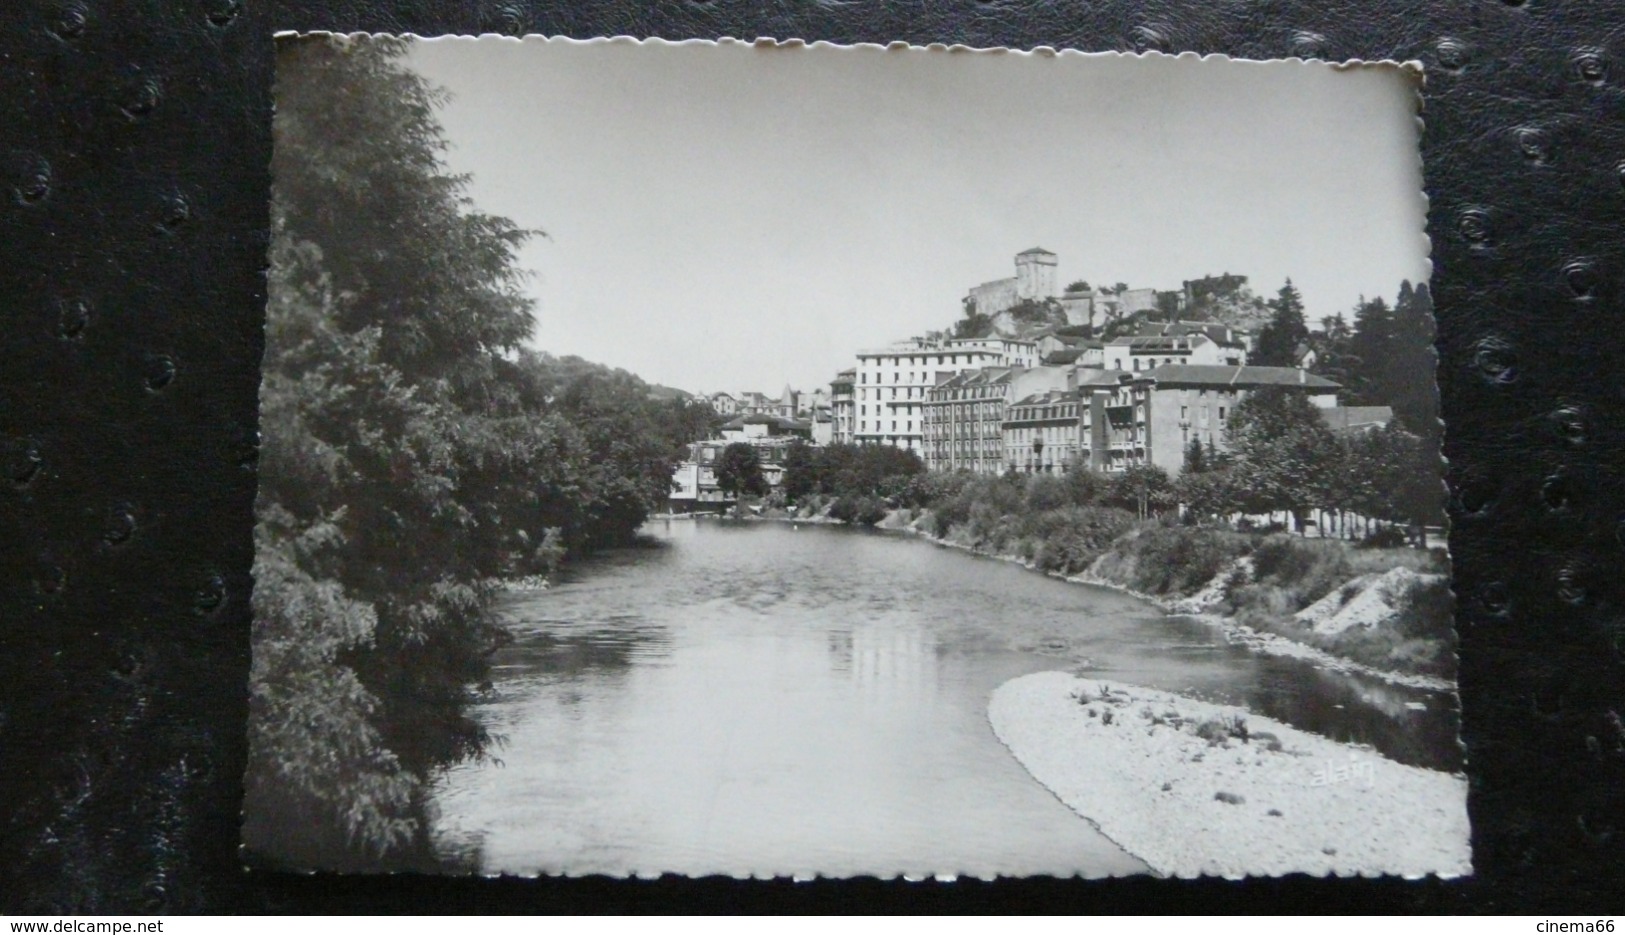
[852, 336, 1037, 454]
[667, 436, 806, 512]
[923, 365, 1072, 474]
[810, 409, 834, 445]
[734, 391, 776, 416]
[775, 385, 800, 420]
[718, 413, 813, 442]
[830, 368, 855, 444]
[806, 386, 831, 415]
[1003, 389, 1086, 474]
[1078, 370, 1155, 474]
[1132, 319, 1252, 350]
[1139, 364, 1340, 476]
[708, 392, 739, 416]
[1104, 333, 1247, 373]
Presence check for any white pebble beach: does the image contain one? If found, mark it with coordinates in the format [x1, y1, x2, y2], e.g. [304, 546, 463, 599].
[988, 671, 1471, 879]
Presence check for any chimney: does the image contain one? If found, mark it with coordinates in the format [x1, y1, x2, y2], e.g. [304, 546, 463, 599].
[1298, 368, 1306, 384]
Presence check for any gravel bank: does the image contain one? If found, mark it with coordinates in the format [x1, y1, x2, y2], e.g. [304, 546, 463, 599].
[988, 671, 1471, 879]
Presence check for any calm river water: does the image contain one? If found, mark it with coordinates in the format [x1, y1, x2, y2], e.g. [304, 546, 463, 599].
[431, 519, 1459, 879]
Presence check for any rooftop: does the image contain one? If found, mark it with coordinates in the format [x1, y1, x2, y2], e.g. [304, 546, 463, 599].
[720, 414, 813, 430]
[1106, 335, 1210, 351]
[1319, 406, 1395, 432]
[1143, 365, 1340, 390]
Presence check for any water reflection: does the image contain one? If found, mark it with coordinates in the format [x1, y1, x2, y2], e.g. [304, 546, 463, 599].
[431, 519, 1459, 878]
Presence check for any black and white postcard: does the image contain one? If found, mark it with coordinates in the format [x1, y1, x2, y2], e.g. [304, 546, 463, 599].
[245, 35, 1465, 880]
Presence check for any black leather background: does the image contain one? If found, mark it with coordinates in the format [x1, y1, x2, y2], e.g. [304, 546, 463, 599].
[3, 0, 1623, 914]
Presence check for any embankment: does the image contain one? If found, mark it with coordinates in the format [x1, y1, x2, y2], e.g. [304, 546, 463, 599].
[891, 507, 1453, 686]
[989, 672, 1471, 879]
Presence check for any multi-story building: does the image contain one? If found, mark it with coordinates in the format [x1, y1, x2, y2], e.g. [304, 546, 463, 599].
[1002, 389, 1086, 474]
[735, 391, 776, 416]
[707, 392, 739, 416]
[852, 337, 1037, 454]
[810, 409, 834, 445]
[718, 414, 812, 442]
[667, 434, 809, 512]
[1078, 370, 1154, 474]
[923, 368, 1014, 474]
[1133, 319, 1251, 349]
[830, 368, 855, 444]
[1103, 333, 1246, 373]
[1140, 364, 1340, 476]
[923, 365, 1071, 473]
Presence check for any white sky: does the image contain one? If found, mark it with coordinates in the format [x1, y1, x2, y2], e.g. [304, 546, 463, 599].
[403, 38, 1428, 395]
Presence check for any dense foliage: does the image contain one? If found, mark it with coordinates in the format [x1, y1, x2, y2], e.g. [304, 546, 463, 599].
[1175, 386, 1440, 543]
[777, 442, 926, 525]
[714, 442, 767, 501]
[248, 37, 712, 865]
[1253, 279, 1310, 367]
[1307, 280, 1439, 444]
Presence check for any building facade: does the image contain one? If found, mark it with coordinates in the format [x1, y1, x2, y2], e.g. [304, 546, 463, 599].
[830, 368, 855, 444]
[1003, 389, 1085, 474]
[922, 368, 1014, 474]
[667, 435, 806, 512]
[1079, 371, 1155, 474]
[708, 392, 739, 416]
[923, 364, 1072, 473]
[852, 337, 1036, 453]
[1103, 333, 1246, 373]
[1140, 365, 1340, 477]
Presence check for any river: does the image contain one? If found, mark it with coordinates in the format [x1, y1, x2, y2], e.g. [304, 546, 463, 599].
[430, 519, 1460, 879]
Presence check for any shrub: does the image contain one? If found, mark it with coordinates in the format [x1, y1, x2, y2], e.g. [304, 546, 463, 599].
[832, 491, 897, 526]
[1359, 526, 1410, 549]
[1024, 475, 1073, 513]
[1091, 525, 1251, 597]
[1248, 535, 1353, 608]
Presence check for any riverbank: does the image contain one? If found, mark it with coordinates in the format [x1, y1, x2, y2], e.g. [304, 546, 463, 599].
[874, 505, 1453, 689]
[989, 671, 1471, 879]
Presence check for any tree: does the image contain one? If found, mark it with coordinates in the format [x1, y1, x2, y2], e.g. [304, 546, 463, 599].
[1388, 281, 1439, 443]
[249, 35, 713, 865]
[1309, 311, 1359, 390]
[1183, 437, 1207, 474]
[714, 442, 767, 501]
[1225, 386, 1338, 532]
[781, 439, 820, 502]
[1108, 464, 1175, 520]
[1348, 294, 1394, 406]
[1253, 279, 1309, 367]
[1065, 280, 1091, 294]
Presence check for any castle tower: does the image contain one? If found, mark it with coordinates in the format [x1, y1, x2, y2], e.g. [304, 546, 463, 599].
[1014, 247, 1058, 301]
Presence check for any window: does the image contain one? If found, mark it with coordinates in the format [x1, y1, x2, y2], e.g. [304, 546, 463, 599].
[1218, 406, 1227, 420]
[1180, 406, 1188, 420]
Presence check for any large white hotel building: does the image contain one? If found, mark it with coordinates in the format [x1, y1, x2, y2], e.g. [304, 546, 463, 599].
[852, 337, 1038, 453]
